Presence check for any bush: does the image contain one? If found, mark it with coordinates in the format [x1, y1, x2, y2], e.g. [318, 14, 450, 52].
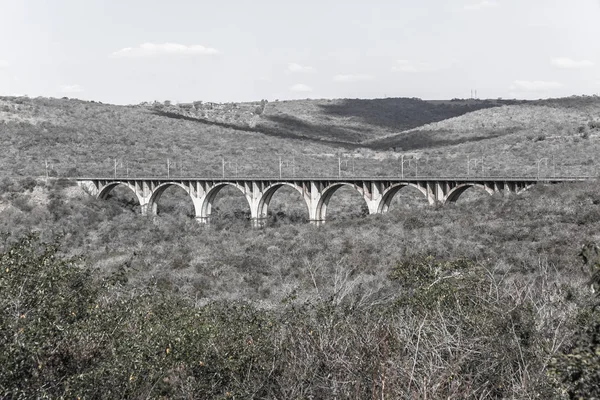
[0, 234, 97, 398]
[549, 310, 600, 399]
[588, 120, 600, 130]
[0, 234, 276, 398]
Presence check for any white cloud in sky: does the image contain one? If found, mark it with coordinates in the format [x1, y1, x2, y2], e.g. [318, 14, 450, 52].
[333, 74, 374, 83]
[288, 63, 316, 73]
[392, 60, 438, 73]
[464, 0, 498, 10]
[290, 83, 313, 92]
[0, 60, 9, 68]
[551, 57, 594, 69]
[509, 80, 562, 92]
[111, 43, 219, 58]
[61, 84, 84, 94]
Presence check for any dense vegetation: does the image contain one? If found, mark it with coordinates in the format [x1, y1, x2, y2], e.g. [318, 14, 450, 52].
[1, 176, 600, 398]
[2, 94, 600, 397]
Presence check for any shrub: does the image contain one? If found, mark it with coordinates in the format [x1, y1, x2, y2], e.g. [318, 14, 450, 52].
[0, 234, 96, 398]
[19, 177, 37, 192]
[588, 120, 600, 130]
[549, 309, 600, 399]
[389, 255, 476, 311]
[548, 244, 600, 398]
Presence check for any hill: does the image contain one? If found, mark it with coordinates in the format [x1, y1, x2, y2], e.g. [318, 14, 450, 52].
[182, 97, 519, 143]
[164, 97, 518, 144]
[368, 97, 600, 149]
[366, 96, 600, 177]
[1, 95, 600, 179]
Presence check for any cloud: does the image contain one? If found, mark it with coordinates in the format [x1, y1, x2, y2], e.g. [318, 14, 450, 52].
[464, 0, 498, 10]
[0, 60, 9, 68]
[551, 57, 594, 69]
[288, 63, 316, 73]
[392, 60, 439, 73]
[509, 80, 562, 92]
[333, 74, 374, 83]
[111, 43, 219, 58]
[290, 83, 313, 92]
[61, 84, 84, 94]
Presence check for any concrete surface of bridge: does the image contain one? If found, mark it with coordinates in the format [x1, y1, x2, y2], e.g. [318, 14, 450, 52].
[76, 177, 593, 226]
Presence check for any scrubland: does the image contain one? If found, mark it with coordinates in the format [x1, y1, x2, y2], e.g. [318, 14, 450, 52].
[1, 175, 600, 399]
[1, 95, 600, 179]
[1, 95, 600, 398]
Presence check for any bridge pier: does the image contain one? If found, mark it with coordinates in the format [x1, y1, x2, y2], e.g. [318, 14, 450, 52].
[251, 217, 268, 228]
[140, 200, 151, 216]
[195, 216, 210, 224]
[309, 219, 326, 227]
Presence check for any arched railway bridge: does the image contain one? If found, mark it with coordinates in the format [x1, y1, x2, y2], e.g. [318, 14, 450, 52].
[76, 177, 593, 227]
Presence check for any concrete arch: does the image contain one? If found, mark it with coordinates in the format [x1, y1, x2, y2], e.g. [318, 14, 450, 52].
[147, 182, 193, 216]
[256, 182, 309, 220]
[516, 184, 535, 195]
[315, 182, 368, 222]
[378, 183, 430, 213]
[444, 183, 494, 204]
[200, 182, 251, 221]
[97, 182, 144, 212]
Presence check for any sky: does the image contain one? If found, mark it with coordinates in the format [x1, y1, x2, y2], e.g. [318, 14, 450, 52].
[0, 0, 599, 104]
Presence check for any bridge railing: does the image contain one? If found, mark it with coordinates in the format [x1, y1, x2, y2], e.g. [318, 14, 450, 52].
[71, 176, 598, 182]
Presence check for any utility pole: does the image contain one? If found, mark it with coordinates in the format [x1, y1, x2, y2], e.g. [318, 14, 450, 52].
[126, 161, 129, 177]
[114, 158, 117, 178]
[292, 156, 296, 177]
[279, 156, 282, 179]
[401, 154, 404, 179]
[481, 156, 484, 177]
[222, 157, 225, 178]
[338, 156, 341, 178]
[415, 158, 418, 177]
[537, 158, 548, 180]
[45, 159, 49, 179]
[167, 158, 170, 178]
[467, 155, 470, 177]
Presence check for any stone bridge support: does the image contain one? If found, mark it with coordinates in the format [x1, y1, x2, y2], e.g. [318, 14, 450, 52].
[76, 177, 547, 227]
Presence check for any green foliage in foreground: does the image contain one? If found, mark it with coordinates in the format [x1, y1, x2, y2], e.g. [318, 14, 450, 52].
[1, 234, 599, 399]
[548, 247, 600, 400]
[549, 310, 600, 400]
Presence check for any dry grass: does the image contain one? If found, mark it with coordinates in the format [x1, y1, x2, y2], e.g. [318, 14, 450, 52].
[1, 177, 599, 398]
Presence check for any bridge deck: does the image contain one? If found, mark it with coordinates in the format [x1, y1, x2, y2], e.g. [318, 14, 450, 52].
[76, 176, 595, 183]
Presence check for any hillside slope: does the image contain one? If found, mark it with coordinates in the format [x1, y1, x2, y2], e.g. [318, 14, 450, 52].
[1, 95, 600, 178]
[363, 96, 600, 177]
[0, 96, 349, 178]
[368, 97, 600, 150]
[155, 97, 516, 144]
